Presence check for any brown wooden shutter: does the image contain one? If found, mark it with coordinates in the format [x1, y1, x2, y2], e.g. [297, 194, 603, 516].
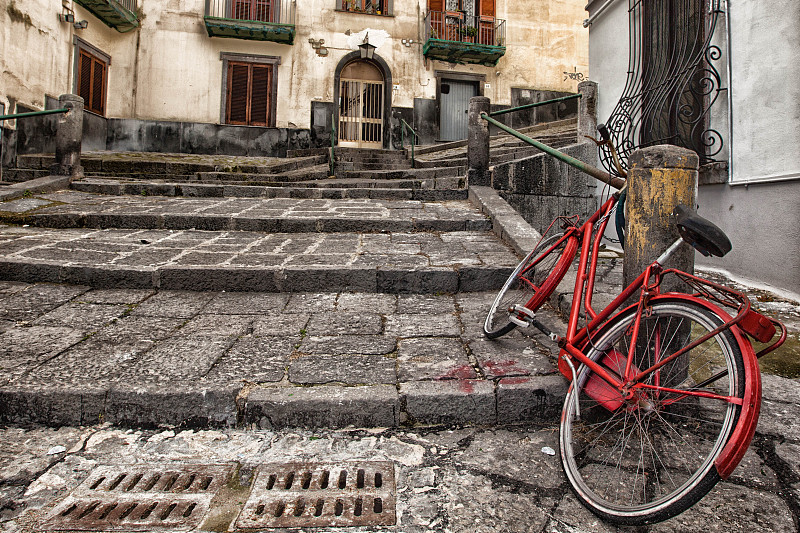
[78, 51, 92, 105]
[249, 65, 270, 126]
[91, 56, 106, 115]
[226, 61, 273, 126]
[227, 63, 250, 124]
[428, 0, 444, 12]
[77, 49, 107, 115]
[480, 0, 494, 17]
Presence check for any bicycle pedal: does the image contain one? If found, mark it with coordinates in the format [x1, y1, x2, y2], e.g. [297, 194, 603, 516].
[508, 304, 535, 327]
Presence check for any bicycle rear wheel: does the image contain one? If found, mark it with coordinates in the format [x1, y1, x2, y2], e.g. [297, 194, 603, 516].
[483, 232, 577, 339]
[559, 299, 747, 525]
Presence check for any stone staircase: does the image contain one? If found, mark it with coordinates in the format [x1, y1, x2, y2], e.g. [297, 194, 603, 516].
[0, 119, 580, 429]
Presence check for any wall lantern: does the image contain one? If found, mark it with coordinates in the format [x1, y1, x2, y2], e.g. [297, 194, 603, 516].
[358, 33, 376, 60]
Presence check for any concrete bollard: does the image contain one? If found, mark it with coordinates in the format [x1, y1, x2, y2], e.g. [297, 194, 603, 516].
[467, 96, 491, 186]
[50, 94, 84, 179]
[623, 145, 699, 292]
[577, 81, 598, 143]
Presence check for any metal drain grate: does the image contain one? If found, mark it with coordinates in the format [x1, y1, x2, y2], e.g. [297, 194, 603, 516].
[235, 462, 396, 528]
[44, 464, 234, 531]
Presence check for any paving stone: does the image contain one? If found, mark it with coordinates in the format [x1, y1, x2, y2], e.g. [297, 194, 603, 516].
[401, 380, 495, 425]
[129, 290, 216, 318]
[201, 292, 289, 314]
[205, 336, 294, 383]
[174, 314, 255, 337]
[77, 288, 155, 304]
[0, 283, 89, 323]
[0, 383, 108, 426]
[396, 294, 456, 314]
[32, 302, 130, 332]
[105, 382, 240, 428]
[299, 335, 396, 355]
[305, 311, 383, 335]
[245, 385, 400, 428]
[470, 337, 554, 378]
[397, 337, 473, 381]
[0, 326, 86, 372]
[458, 429, 563, 489]
[122, 336, 235, 383]
[385, 314, 461, 337]
[289, 354, 396, 385]
[252, 313, 310, 336]
[496, 375, 567, 423]
[336, 292, 397, 313]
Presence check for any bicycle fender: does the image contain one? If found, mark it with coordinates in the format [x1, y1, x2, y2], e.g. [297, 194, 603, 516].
[647, 294, 761, 480]
[715, 328, 761, 479]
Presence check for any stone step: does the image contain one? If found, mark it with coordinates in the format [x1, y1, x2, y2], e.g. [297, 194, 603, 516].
[0, 191, 490, 234]
[71, 178, 467, 200]
[338, 166, 464, 180]
[0, 223, 514, 293]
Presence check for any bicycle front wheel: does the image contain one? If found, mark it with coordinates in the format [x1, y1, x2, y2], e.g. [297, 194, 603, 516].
[560, 299, 747, 525]
[483, 232, 577, 339]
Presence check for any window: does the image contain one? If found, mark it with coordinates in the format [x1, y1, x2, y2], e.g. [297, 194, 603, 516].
[226, 61, 273, 126]
[340, 0, 388, 15]
[75, 45, 108, 116]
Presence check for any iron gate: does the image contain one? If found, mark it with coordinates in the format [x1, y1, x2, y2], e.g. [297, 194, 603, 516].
[339, 79, 383, 149]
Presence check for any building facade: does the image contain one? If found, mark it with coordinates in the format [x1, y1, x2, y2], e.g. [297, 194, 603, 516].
[1, 0, 589, 152]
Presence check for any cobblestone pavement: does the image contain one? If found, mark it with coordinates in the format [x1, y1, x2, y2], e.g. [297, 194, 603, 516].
[0, 280, 566, 429]
[1, 422, 798, 532]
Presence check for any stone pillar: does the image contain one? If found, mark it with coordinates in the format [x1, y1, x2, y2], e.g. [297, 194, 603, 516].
[467, 96, 491, 186]
[623, 145, 699, 291]
[577, 81, 598, 142]
[50, 94, 84, 178]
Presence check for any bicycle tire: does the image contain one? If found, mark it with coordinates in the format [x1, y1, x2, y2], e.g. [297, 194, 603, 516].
[483, 232, 578, 339]
[559, 299, 747, 525]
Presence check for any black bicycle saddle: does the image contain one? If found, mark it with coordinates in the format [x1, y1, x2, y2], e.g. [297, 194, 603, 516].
[673, 205, 732, 257]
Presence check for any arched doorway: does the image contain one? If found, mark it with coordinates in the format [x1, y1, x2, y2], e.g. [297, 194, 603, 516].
[338, 60, 385, 149]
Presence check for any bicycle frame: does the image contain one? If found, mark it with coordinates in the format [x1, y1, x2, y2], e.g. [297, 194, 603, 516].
[527, 190, 786, 480]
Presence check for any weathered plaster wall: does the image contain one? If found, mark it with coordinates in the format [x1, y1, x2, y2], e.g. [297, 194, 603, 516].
[2, 0, 589, 128]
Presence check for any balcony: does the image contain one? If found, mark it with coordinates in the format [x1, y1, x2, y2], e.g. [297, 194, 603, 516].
[204, 0, 296, 45]
[423, 11, 506, 67]
[74, 0, 139, 33]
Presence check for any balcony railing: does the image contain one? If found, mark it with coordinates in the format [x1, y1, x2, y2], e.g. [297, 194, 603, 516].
[74, 0, 139, 32]
[204, 0, 296, 44]
[423, 11, 506, 67]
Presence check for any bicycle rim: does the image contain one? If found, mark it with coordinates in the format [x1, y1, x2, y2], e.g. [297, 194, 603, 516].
[559, 299, 746, 525]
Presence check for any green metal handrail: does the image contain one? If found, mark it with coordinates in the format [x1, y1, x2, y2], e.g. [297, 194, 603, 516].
[480, 111, 625, 190]
[488, 93, 581, 117]
[400, 119, 418, 169]
[0, 108, 69, 121]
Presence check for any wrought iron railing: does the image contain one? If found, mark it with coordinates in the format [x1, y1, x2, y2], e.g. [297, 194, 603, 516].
[424, 10, 506, 47]
[599, 0, 727, 175]
[400, 119, 418, 168]
[205, 0, 296, 25]
[339, 0, 388, 15]
[113, 0, 137, 12]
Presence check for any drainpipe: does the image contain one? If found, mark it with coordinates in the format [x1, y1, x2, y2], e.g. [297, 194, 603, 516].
[724, 0, 734, 184]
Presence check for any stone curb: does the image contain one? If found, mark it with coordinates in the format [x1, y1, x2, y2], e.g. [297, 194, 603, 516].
[0, 175, 71, 202]
[467, 185, 542, 257]
[0, 260, 513, 293]
[0, 377, 569, 430]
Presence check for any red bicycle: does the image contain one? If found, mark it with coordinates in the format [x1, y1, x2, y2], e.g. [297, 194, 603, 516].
[483, 128, 786, 525]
